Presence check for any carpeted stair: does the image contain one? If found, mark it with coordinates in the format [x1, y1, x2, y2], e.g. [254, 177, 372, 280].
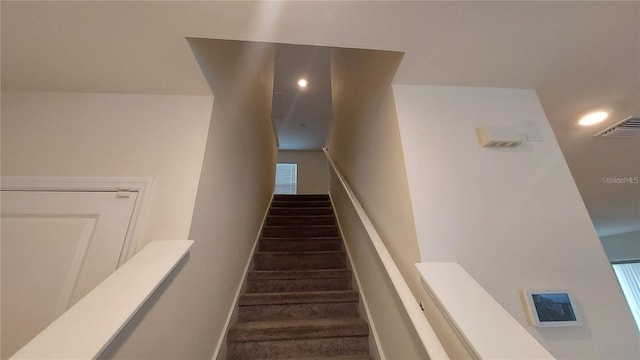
[227, 194, 372, 360]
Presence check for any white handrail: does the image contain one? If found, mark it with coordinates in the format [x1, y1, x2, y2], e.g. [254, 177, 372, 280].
[323, 149, 449, 360]
[11, 240, 194, 360]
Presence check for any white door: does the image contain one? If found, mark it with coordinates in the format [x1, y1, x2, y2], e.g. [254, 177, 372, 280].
[1, 190, 138, 359]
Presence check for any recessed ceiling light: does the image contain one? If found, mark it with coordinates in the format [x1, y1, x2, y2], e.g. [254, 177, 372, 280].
[297, 78, 308, 88]
[579, 111, 608, 126]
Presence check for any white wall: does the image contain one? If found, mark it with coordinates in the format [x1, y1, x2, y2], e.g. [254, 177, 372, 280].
[277, 150, 328, 194]
[96, 39, 277, 359]
[601, 231, 640, 262]
[394, 85, 639, 359]
[326, 47, 433, 359]
[1, 91, 213, 250]
[329, 170, 429, 360]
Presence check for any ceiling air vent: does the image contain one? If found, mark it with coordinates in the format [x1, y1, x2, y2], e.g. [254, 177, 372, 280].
[476, 126, 522, 147]
[594, 116, 640, 137]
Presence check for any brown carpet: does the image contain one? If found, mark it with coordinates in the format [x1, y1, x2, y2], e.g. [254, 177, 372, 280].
[226, 194, 372, 360]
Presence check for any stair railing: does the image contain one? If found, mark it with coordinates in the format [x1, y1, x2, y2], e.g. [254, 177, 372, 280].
[323, 148, 449, 360]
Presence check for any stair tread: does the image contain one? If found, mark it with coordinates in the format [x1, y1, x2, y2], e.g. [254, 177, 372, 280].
[246, 271, 352, 293]
[259, 237, 342, 253]
[260, 236, 340, 240]
[240, 291, 359, 306]
[229, 318, 369, 342]
[232, 317, 366, 330]
[264, 224, 337, 228]
[267, 214, 335, 220]
[274, 194, 329, 200]
[268, 215, 335, 218]
[254, 251, 346, 271]
[270, 207, 332, 210]
[272, 203, 332, 208]
[261, 356, 372, 360]
[262, 225, 339, 239]
[260, 237, 341, 241]
[248, 269, 351, 280]
[255, 250, 344, 255]
[266, 215, 336, 227]
[259, 237, 341, 244]
[270, 208, 334, 216]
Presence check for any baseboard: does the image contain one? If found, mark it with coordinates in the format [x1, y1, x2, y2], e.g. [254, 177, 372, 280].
[329, 193, 385, 360]
[211, 193, 274, 360]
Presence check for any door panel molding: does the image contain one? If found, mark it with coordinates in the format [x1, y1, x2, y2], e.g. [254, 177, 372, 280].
[55, 217, 96, 317]
[1, 176, 152, 266]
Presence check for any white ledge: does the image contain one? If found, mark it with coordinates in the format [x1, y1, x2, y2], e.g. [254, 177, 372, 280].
[11, 240, 194, 360]
[416, 262, 555, 359]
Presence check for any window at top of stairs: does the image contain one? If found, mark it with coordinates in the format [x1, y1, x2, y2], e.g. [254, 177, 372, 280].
[275, 163, 297, 195]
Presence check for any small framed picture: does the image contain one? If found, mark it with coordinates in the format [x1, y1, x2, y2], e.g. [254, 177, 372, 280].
[521, 290, 582, 327]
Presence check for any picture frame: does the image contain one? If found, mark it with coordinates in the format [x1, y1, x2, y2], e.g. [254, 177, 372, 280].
[521, 289, 582, 327]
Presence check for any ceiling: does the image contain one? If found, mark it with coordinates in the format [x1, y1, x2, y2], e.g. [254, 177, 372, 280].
[272, 44, 332, 150]
[2, 1, 638, 236]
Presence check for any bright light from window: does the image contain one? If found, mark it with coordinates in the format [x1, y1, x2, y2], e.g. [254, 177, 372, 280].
[612, 262, 640, 332]
[275, 163, 297, 195]
[297, 78, 308, 88]
[579, 111, 608, 126]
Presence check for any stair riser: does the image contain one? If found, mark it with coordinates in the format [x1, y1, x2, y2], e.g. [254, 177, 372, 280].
[272, 201, 331, 208]
[228, 336, 369, 359]
[269, 208, 333, 216]
[240, 291, 359, 306]
[254, 253, 346, 271]
[259, 238, 342, 252]
[248, 269, 352, 281]
[273, 195, 329, 202]
[247, 278, 352, 293]
[238, 302, 359, 321]
[263, 226, 339, 238]
[266, 216, 336, 226]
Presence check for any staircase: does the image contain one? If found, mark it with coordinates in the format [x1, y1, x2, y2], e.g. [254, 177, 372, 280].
[227, 194, 372, 360]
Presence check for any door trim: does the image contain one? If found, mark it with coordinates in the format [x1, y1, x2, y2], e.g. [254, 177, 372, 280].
[1, 176, 152, 266]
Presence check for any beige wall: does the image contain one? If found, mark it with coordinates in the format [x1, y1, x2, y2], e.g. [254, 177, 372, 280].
[394, 84, 639, 359]
[326, 47, 431, 358]
[1, 91, 213, 250]
[277, 150, 328, 194]
[97, 39, 277, 359]
[329, 170, 429, 360]
[327, 48, 423, 303]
